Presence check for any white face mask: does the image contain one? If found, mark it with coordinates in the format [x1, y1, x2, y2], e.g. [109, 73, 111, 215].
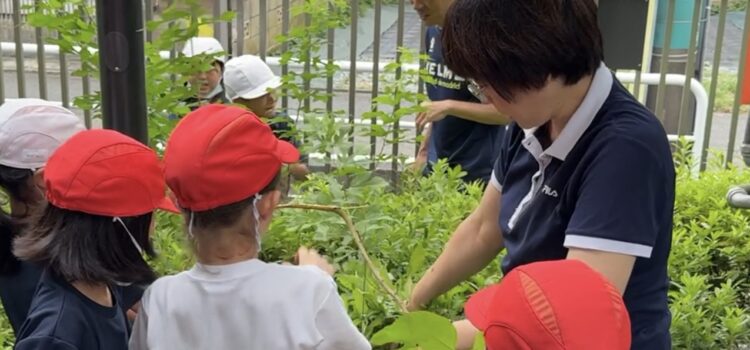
[251, 194, 263, 252]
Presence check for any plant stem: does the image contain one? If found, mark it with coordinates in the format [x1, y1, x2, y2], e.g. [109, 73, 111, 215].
[277, 202, 409, 313]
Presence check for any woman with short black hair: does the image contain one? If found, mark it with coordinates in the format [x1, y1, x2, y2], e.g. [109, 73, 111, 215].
[409, 1, 674, 349]
[13, 129, 177, 350]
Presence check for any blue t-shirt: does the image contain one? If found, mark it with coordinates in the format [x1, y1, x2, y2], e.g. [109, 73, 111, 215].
[423, 26, 503, 184]
[0, 260, 41, 336]
[15, 271, 131, 350]
[491, 64, 673, 350]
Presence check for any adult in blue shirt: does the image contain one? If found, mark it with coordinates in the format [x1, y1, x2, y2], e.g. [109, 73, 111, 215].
[410, 0, 509, 185]
[408, 1, 674, 350]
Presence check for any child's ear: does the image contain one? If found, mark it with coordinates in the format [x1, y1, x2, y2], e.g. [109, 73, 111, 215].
[259, 190, 281, 218]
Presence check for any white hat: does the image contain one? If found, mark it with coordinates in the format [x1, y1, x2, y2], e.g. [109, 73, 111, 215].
[181, 37, 226, 63]
[223, 55, 282, 101]
[0, 99, 85, 170]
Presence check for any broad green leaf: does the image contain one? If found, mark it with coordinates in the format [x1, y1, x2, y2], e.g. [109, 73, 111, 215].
[471, 332, 486, 350]
[370, 311, 456, 349]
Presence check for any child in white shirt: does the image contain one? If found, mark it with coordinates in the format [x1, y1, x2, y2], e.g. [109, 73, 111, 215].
[129, 104, 370, 350]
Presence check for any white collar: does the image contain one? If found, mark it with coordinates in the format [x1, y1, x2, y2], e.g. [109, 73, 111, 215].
[523, 62, 613, 161]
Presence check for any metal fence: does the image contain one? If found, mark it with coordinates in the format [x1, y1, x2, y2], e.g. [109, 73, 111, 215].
[0, 0, 749, 172]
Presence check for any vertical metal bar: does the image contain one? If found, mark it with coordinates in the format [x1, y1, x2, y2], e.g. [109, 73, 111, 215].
[259, 0, 267, 60]
[0, 39, 5, 104]
[79, 6, 91, 127]
[144, 0, 153, 42]
[226, 0, 233, 57]
[325, 2, 335, 172]
[702, 0, 728, 170]
[654, 0, 676, 121]
[415, 21, 425, 158]
[34, 0, 47, 99]
[12, 0, 26, 97]
[168, 0, 177, 83]
[236, 0, 244, 55]
[391, 0, 405, 181]
[369, 0, 382, 171]
[214, 0, 221, 41]
[281, 0, 290, 110]
[725, 6, 750, 165]
[632, 68, 642, 101]
[303, 13, 311, 113]
[348, 0, 358, 156]
[676, 0, 702, 136]
[96, 0, 148, 142]
[59, 34, 70, 108]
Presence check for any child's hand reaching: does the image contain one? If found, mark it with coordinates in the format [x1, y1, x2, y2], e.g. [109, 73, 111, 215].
[294, 247, 336, 276]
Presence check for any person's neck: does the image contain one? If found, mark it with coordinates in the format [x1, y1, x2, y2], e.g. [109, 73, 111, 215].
[547, 75, 594, 142]
[71, 281, 113, 307]
[194, 229, 258, 265]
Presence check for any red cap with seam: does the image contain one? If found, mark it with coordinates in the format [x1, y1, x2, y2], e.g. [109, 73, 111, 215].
[44, 129, 178, 217]
[163, 104, 299, 211]
[465, 259, 631, 350]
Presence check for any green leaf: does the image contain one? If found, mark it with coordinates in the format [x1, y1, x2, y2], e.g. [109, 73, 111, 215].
[407, 245, 426, 276]
[370, 311, 456, 349]
[219, 11, 237, 21]
[471, 332, 486, 350]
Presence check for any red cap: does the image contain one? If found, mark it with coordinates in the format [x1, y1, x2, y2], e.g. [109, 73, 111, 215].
[465, 260, 631, 350]
[44, 129, 178, 217]
[164, 104, 299, 211]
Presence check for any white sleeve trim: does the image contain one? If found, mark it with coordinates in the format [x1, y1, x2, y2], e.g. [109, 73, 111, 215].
[490, 170, 502, 191]
[564, 235, 653, 258]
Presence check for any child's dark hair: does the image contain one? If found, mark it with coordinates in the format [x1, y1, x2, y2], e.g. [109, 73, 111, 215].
[13, 205, 157, 285]
[0, 165, 34, 276]
[186, 173, 280, 230]
[442, 0, 603, 102]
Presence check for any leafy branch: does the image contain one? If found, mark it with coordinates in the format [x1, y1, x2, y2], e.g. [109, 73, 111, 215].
[277, 202, 409, 313]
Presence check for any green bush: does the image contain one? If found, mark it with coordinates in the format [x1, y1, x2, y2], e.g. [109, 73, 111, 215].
[669, 164, 750, 349]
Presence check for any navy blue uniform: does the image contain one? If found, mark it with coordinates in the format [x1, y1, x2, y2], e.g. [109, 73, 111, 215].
[423, 26, 503, 184]
[15, 271, 131, 350]
[0, 260, 41, 336]
[492, 64, 673, 350]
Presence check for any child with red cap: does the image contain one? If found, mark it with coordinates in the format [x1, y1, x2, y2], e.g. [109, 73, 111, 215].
[12, 129, 178, 350]
[130, 104, 370, 350]
[464, 260, 631, 350]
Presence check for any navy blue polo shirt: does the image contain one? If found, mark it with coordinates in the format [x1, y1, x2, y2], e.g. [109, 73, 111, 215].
[15, 270, 130, 350]
[424, 26, 503, 184]
[492, 63, 674, 350]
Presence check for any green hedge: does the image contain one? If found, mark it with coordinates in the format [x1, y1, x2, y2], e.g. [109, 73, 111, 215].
[3, 161, 748, 348]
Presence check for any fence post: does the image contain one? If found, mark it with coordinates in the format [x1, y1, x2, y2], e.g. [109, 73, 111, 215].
[95, 0, 148, 143]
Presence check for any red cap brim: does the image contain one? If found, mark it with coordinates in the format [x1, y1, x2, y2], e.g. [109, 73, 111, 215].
[276, 140, 300, 164]
[465, 284, 502, 331]
[156, 196, 180, 214]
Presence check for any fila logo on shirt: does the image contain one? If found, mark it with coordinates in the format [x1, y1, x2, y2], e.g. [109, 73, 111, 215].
[542, 185, 558, 198]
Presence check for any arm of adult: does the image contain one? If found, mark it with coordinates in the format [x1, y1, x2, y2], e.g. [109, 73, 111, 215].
[408, 183, 504, 310]
[416, 100, 508, 128]
[563, 133, 673, 294]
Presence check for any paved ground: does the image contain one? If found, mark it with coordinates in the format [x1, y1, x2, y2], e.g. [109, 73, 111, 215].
[704, 12, 746, 71]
